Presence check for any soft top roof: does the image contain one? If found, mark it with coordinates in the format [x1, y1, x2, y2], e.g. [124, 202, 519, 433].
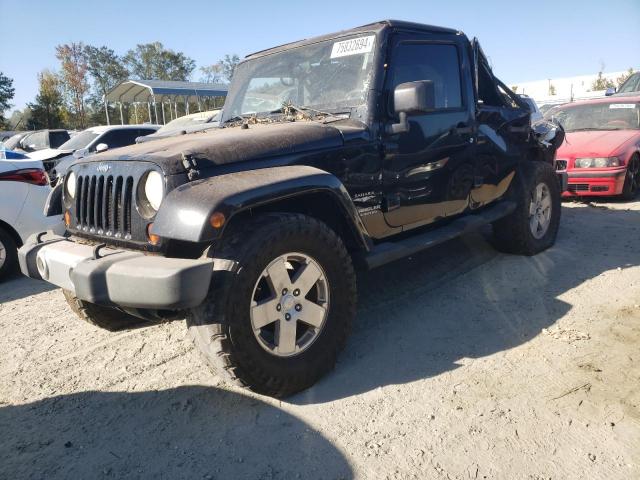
[246, 19, 460, 59]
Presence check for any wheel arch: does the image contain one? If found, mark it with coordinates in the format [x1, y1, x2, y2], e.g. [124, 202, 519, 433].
[152, 165, 372, 253]
[0, 219, 23, 248]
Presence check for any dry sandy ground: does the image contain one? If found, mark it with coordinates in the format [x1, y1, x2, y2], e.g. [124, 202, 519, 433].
[1, 199, 639, 480]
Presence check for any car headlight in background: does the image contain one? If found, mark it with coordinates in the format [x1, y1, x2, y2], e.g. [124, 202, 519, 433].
[65, 171, 76, 199]
[140, 170, 164, 213]
[574, 157, 620, 168]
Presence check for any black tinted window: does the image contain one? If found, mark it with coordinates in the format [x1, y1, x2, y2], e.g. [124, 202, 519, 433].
[137, 129, 157, 137]
[49, 131, 70, 148]
[390, 43, 462, 110]
[98, 130, 140, 149]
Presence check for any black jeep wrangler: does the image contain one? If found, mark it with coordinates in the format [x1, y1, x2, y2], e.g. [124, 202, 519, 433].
[20, 20, 565, 398]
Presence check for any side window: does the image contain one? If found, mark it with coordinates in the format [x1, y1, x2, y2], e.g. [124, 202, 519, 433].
[99, 130, 139, 149]
[49, 131, 70, 148]
[389, 43, 462, 111]
[137, 129, 157, 138]
[22, 131, 47, 150]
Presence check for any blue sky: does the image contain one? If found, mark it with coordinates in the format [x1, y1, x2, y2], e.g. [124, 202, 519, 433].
[1, 0, 638, 111]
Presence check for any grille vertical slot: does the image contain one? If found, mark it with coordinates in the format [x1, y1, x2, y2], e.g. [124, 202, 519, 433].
[72, 172, 135, 238]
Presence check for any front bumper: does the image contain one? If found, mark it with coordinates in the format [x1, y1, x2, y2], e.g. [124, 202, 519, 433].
[18, 233, 213, 309]
[562, 167, 627, 196]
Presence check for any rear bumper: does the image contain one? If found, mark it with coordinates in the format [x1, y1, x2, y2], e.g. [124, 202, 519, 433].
[562, 168, 627, 196]
[18, 233, 213, 309]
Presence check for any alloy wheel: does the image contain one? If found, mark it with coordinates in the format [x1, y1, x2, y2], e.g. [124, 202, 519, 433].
[250, 252, 330, 357]
[529, 182, 552, 239]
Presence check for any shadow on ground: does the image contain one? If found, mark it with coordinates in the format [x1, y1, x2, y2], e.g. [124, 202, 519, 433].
[0, 275, 56, 303]
[0, 386, 353, 480]
[292, 205, 640, 404]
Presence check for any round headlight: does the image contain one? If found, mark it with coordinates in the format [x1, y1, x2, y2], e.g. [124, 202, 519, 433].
[143, 171, 164, 211]
[66, 171, 76, 199]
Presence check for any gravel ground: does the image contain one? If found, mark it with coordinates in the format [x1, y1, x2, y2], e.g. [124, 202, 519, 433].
[1, 199, 639, 480]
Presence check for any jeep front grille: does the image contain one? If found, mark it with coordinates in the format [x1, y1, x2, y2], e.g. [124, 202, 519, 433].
[76, 174, 134, 238]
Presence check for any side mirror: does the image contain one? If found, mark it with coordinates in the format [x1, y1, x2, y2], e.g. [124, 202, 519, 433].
[605, 87, 616, 96]
[95, 143, 109, 153]
[387, 80, 436, 134]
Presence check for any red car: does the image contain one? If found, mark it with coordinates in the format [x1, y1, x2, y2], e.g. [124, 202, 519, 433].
[547, 96, 640, 199]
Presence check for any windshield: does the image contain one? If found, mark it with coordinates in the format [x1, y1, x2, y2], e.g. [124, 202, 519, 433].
[59, 130, 100, 150]
[156, 110, 219, 134]
[544, 102, 640, 132]
[221, 33, 377, 123]
[618, 72, 640, 93]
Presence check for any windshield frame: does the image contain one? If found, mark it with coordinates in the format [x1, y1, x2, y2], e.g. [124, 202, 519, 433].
[220, 30, 384, 126]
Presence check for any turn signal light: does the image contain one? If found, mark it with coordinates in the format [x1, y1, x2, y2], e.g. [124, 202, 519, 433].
[147, 223, 161, 245]
[64, 211, 71, 227]
[209, 212, 225, 229]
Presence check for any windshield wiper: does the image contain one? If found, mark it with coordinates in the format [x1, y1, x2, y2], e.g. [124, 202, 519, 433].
[268, 102, 336, 119]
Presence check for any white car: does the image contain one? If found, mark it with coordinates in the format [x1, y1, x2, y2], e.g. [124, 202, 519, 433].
[0, 151, 64, 280]
[28, 124, 160, 173]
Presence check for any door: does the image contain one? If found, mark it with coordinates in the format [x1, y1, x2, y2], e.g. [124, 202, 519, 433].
[471, 40, 531, 207]
[382, 35, 476, 229]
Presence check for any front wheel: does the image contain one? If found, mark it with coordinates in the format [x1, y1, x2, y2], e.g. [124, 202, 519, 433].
[621, 154, 639, 201]
[492, 162, 561, 255]
[187, 213, 357, 398]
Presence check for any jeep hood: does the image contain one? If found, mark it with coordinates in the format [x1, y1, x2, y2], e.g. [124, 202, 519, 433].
[81, 121, 352, 174]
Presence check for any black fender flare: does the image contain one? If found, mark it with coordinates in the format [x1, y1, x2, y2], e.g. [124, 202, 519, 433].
[151, 165, 370, 248]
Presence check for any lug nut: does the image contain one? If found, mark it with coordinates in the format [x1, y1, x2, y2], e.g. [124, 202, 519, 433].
[285, 313, 291, 321]
[295, 304, 302, 311]
[276, 304, 281, 311]
[293, 289, 300, 296]
[282, 288, 288, 295]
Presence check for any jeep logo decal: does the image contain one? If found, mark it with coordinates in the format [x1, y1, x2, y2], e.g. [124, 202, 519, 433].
[97, 163, 110, 173]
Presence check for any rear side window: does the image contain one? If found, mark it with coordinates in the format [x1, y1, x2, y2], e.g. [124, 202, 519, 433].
[389, 43, 462, 110]
[49, 131, 70, 148]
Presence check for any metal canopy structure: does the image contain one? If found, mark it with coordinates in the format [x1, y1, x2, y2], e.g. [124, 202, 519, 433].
[104, 80, 228, 125]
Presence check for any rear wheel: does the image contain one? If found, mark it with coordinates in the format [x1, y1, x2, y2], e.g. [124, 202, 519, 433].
[621, 154, 640, 200]
[187, 213, 356, 398]
[492, 162, 561, 255]
[62, 290, 144, 331]
[0, 227, 18, 282]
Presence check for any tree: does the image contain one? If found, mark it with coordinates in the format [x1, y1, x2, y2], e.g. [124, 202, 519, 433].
[591, 71, 615, 91]
[84, 45, 129, 124]
[616, 67, 636, 88]
[219, 54, 240, 82]
[56, 42, 89, 128]
[199, 63, 224, 84]
[0, 72, 15, 128]
[123, 42, 195, 81]
[511, 85, 518, 93]
[548, 80, 556, 96]
[27, 70, 66, 129]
